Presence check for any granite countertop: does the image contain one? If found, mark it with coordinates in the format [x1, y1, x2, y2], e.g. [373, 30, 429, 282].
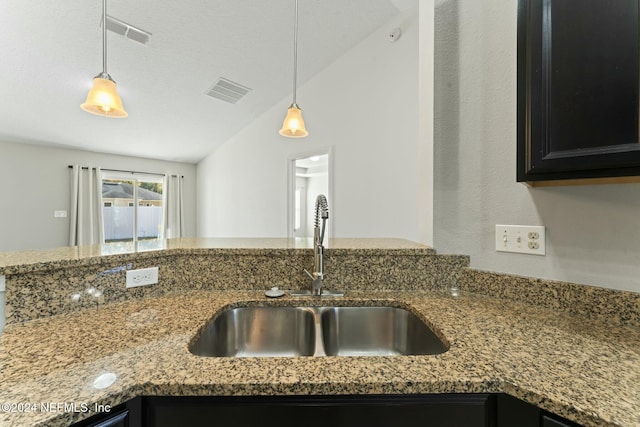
[0, 289, 638, 427]
[0, 238, 434, 275]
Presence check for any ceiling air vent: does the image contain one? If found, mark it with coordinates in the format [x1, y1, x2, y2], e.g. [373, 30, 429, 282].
[104, 15, 151, 45]
[205, 77, 252, 104]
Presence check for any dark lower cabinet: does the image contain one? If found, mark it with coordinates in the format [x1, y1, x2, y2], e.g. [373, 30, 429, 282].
[496, 393, 540, 427]
[87, 410, 128, 427]
[71, 398, 141, 427]
[143, 394, 494, 427]
[496, 395, 584, 427]
[70, 394, 585, 427]
[542, 413, 583, 427]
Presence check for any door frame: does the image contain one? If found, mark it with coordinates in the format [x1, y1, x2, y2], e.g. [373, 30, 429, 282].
[286, 147, 334, 240]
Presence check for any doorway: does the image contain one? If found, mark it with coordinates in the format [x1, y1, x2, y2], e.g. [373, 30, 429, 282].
[288, 150, 332, 240]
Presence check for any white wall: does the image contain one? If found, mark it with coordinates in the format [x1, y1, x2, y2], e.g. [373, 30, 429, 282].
[0, 141, 197, 252]
[198, 8, 425, 240]
[433, 0, 640, 293]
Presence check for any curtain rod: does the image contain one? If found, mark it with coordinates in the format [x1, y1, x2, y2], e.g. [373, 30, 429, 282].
[68, 165, 183, 178]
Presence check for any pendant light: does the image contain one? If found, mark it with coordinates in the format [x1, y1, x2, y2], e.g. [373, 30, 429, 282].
[81, 0, 128, 118]
[279, 0, 308, 138]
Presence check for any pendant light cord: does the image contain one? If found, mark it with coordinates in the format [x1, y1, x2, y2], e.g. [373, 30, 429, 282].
[292, 0, 299, 105]
[102, 0, 108, 75]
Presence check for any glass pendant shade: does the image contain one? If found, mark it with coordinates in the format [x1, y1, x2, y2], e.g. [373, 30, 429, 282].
[279, 104, 308, 138]
[81, 75, 128, 118]
[81, 0, 127, 118]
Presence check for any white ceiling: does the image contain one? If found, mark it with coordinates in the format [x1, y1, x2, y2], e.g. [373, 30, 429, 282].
[0, 1, 412, 163]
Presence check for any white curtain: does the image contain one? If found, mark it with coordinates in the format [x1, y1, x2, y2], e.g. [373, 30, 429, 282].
[164, 174, 184, 239]
[69, 165, 104, 246]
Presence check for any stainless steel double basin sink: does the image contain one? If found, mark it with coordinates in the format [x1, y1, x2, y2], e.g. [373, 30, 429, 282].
[189, 306, 448, 357]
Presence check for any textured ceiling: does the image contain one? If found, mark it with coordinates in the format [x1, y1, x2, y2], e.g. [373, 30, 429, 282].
[0, 1, 408, 163]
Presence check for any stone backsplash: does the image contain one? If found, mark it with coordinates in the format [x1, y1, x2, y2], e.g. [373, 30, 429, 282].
[461, 268, 640, 327]
[3, 237, 639, 329]
[3, 242, 468, 325]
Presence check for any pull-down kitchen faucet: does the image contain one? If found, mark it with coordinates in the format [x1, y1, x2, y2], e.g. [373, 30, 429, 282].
[290, 194, 343, 297]
[304, 194, 329, 296]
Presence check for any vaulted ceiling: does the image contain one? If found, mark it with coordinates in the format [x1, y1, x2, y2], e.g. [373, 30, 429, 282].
[0, 0, 415, 163]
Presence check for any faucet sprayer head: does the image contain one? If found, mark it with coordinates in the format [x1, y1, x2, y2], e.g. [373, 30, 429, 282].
[314, 195, 329, 227]
[314, 194, 329, 245]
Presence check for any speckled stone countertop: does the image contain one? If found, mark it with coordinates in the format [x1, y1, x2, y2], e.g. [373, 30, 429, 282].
[0, 238, 434, 275]
[2, 238, 464, 325]
[0, 290, 638, 427]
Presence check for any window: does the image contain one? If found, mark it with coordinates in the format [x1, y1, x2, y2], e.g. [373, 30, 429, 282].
[101, 172, 164, 245]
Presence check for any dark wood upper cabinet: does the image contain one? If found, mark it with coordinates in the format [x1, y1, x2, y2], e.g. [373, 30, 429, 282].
[517, 0, 640, 184]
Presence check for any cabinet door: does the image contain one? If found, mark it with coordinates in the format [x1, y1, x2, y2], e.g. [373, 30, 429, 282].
[496, 394, 539, 427]
[517, 0, 640, 183]
[86, 410, 129, 427]
[71, 399, 141, 427]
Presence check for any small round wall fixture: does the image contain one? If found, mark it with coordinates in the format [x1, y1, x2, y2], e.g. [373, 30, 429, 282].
[389, 27, 402, 43]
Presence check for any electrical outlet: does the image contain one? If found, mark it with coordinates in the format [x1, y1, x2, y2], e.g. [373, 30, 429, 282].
[495, 225, 545, 256]
[126, 267, 159, 288]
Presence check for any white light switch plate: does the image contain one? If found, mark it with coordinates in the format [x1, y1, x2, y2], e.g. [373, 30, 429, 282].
[126, 267, 159, 288]
[495, 225, 546, 256]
